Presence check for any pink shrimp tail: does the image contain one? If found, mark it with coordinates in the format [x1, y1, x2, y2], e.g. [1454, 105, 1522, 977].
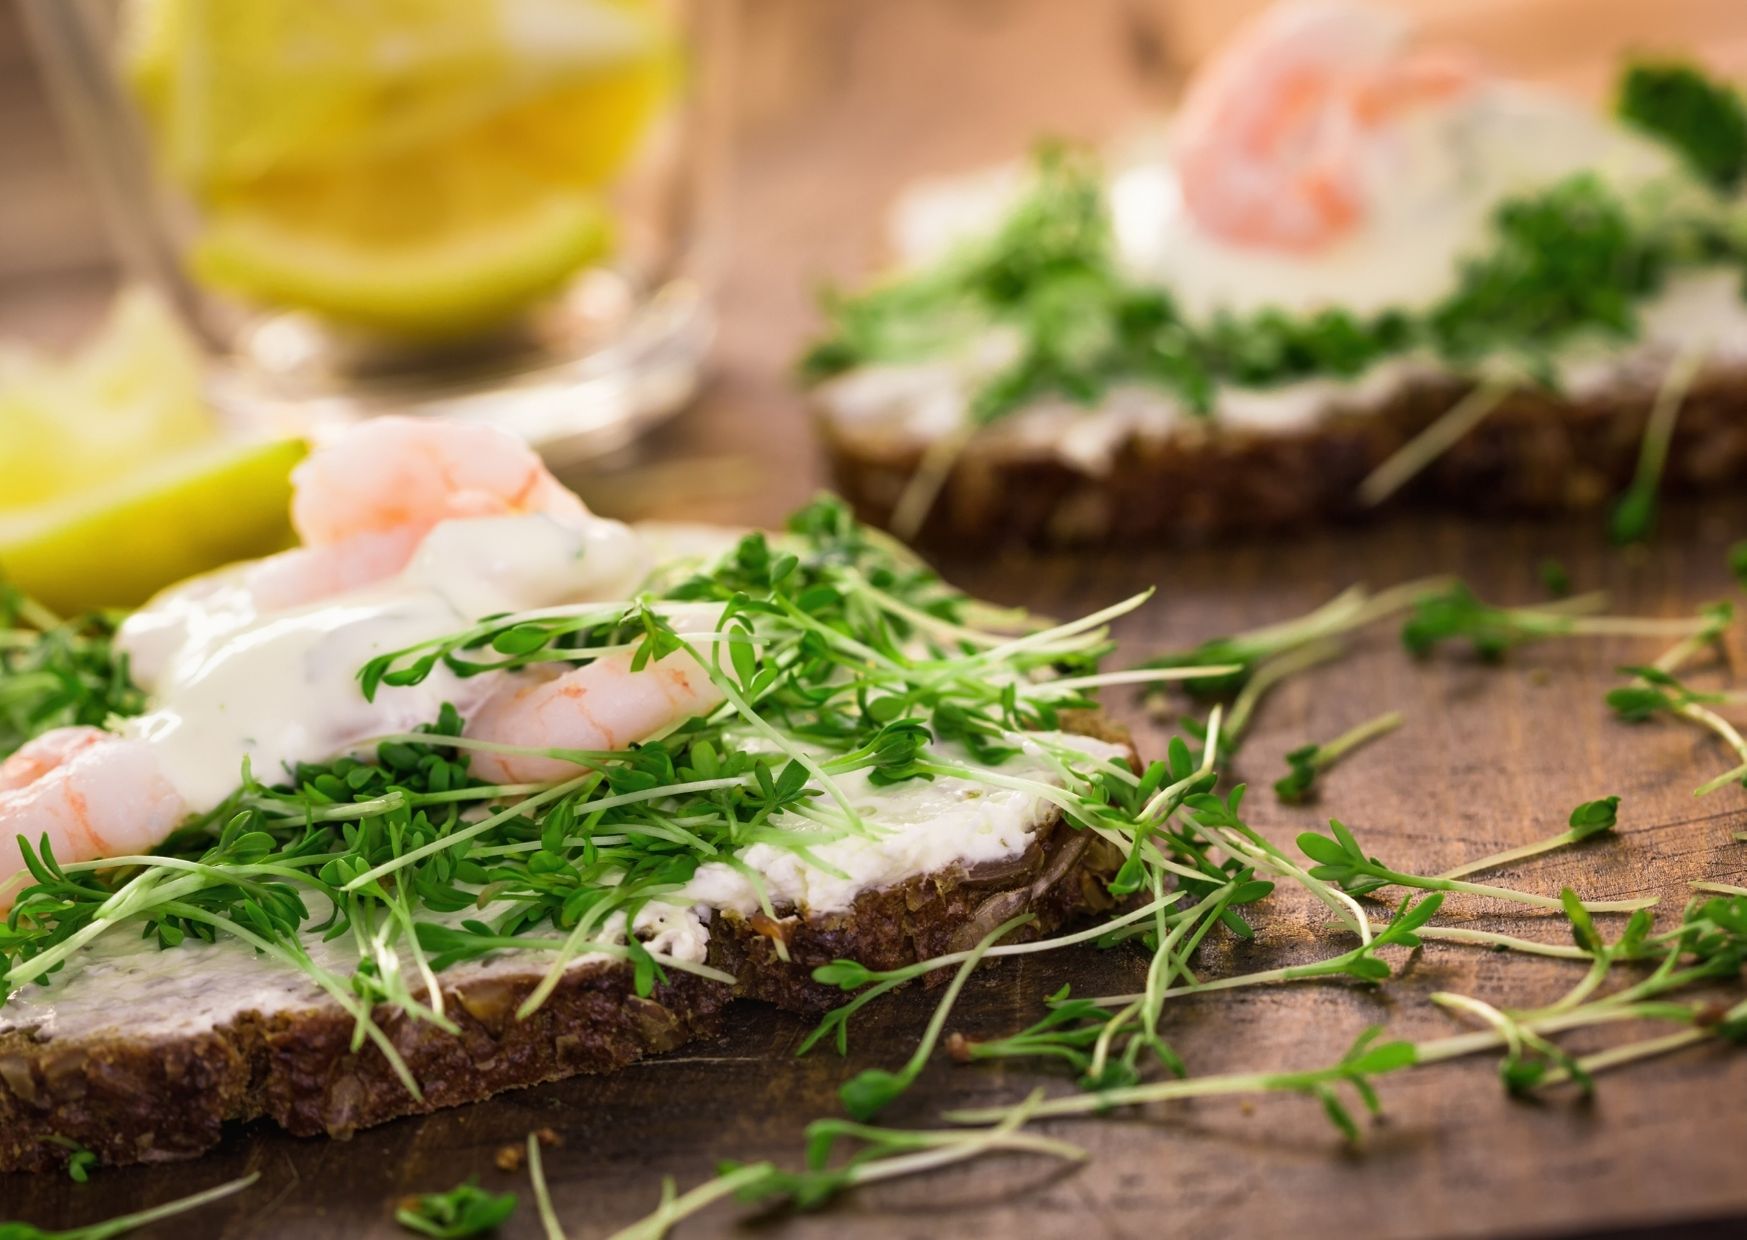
[243, 526, 429, 612]
[0, 727, 108, 793]
[290, 416, 589, 549]
[467, 651, 726, 785]
[0, 729, 186, 911]
[1172, 1, 1480, 251]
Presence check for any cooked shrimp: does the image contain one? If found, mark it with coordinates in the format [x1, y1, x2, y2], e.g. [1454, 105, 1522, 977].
[0, 726, 108, 792]
[5, 418, 636, 891]
[1173, 1, 1478, 250]
[241, 526, 430, 612]
[0, 731, 186, 909]
[467, 647, 726, 785]
[291, 416, 587, 548]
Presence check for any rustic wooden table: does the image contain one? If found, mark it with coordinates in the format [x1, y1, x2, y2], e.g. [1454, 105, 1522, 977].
[5, 2, 1747, 1237]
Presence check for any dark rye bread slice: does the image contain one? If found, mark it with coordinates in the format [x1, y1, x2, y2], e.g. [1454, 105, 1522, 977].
[0, 716, 1130, 1174]
[819, 366, 1747, 547]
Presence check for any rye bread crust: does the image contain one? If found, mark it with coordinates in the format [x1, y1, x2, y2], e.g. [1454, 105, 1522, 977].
[0, 719, 1128, 1174]
[819, 368, 1747, 547]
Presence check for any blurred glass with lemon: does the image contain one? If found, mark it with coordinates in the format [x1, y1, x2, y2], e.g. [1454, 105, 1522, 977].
[21, 1, 725, 476]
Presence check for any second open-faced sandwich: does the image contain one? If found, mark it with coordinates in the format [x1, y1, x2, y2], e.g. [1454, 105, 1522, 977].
[806, 1, 1747, 545]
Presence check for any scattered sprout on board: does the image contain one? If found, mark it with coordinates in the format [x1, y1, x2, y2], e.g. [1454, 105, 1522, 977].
[4, 479, 1746, 1237]
[0, 1173, 259, 1240]
[394, 1179, 519, 1239]
[598, 541, 1747, 1235]
[1273, 710, 1403, 804]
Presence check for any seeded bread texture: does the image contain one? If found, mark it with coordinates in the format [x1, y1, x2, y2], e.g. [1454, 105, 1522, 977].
[820, 368, 1747, 546]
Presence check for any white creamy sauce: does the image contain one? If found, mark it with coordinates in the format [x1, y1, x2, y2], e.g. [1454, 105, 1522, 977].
[116, 513, 647, 810]
[820, 83, 1743, 468]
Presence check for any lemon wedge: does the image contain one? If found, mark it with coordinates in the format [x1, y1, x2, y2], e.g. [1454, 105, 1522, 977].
[0, 437, 307, 614]
[0, 291, 305, 610]
[0, 291, 212, 512]
[192, 171, 612, 338]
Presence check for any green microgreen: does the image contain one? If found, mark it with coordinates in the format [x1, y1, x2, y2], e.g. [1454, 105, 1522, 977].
[1430, 173, 1666, 369]
[1082, 892, 1444, 1009]
[1139, 577, 1446, 733]
[1618, 60, 1747, 191]
[42, 1137, 97, 1185]
[800, 891, 1188, 1059]
[1400, 584, 1712, 659]
[835, 913, 1032, 1120]
[2, 497, 1177, 1109]
[1540, 559, 1574, 598]
[1274, 710, 1403, 804]
[1297, 818, 1655, 914]
[526, 1133, 564, 1240]
[1356, 377, 1517, 506]
[0, 1172, 259, 1240]
[946, 1023, 1419, 1139]
[608, 1090, 1083, 1239]
[1609, 346, 1710, 544]
[395, 1179, 518, 1238]
[1607, 664, 1733, 722]
[1602, 606, 1747, 794]
[1438, 797, 1621, 881]
[0, 584, 144, 761]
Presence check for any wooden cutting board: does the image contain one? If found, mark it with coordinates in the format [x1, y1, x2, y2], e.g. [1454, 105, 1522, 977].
[9, 504, 1746, 1239]
[5, 3, 1747, 1236]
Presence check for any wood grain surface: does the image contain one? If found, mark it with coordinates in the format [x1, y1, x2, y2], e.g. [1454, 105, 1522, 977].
[4, 2, 1747, 1238]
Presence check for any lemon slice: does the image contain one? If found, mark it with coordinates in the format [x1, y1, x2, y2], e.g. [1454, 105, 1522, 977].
[0, 438, 306, 613]
[0, 290, 212, 511]
[125, 0, 675, 189]
[191, 179, 612, 337]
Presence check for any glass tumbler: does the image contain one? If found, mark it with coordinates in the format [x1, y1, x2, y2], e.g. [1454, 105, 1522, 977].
[22, 0, 733, 461]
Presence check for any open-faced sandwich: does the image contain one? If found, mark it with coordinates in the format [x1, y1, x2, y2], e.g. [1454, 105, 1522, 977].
[0, 416, 1169, 1173]
[805, 0, 1747, 545]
